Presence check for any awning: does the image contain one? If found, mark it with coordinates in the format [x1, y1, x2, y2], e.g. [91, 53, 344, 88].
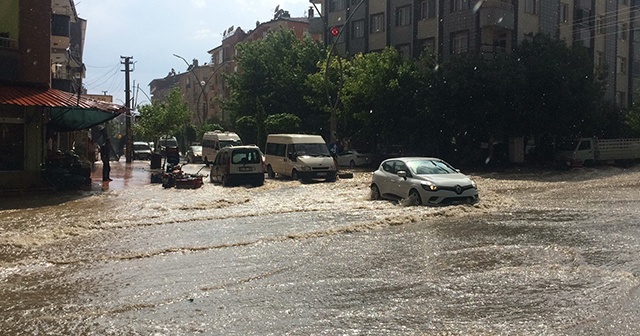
[0, 86, 127, 131]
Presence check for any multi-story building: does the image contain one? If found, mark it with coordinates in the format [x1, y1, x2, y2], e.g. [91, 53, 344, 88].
[0, 0, 124, 191]
[150, 8, 321, 127]
[310, 0, 638, 108]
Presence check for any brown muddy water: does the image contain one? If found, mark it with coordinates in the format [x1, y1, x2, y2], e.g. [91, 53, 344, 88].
[1, 162, 640, 335]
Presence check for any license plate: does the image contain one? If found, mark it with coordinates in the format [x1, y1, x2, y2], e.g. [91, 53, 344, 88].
[239, 167, 254, 172]
[316, 172, 326, 176]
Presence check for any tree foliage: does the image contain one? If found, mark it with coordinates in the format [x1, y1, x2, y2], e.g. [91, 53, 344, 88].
[225, 29, 326, 144]
[134, 88, 191, 146]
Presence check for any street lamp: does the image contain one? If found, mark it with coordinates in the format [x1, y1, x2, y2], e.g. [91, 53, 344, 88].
[173, 54, 225, 126]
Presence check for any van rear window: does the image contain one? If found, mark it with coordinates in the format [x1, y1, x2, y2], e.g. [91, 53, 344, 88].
[232, 149, 261, 164]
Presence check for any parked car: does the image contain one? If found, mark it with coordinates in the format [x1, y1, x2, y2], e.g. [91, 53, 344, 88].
[336, 149, 376, 167]
[186, 145, 203, 163]
[370, 157, 479, 206]
[132, 141, 152, 160]
[209, 145, 265, 187]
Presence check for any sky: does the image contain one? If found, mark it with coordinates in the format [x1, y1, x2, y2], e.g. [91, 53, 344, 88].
[76, 0, 318, 108]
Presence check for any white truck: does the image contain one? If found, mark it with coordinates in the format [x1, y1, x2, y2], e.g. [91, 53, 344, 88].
[555, 137, 640, 167]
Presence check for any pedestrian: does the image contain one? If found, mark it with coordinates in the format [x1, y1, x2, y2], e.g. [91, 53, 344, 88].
[101, 139, 112, 181]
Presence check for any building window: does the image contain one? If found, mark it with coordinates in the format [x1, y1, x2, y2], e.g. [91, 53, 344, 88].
[451, 0, 469, 12]
[617, 56, 627, 74]
[420, 37, 436, 53]
[352, 19, 364, 38]
[596, 51, 605, 68]
[620, 23, 628, 40]
[560, 4, 569, 23]
[396, 5, 412, 27]
[597, 16, 605, 34]
[524, 0, 536, 14]
[421, 0, 436, 19]
[396, 44, 411, 59]
[451, 31, 469, 54]
[0, 119, 25, 171]
[330, 0, 345, 12]
[370, 13, 385, 33]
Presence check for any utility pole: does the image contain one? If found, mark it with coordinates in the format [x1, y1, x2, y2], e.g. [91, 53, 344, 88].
[121, 56, 134, 163]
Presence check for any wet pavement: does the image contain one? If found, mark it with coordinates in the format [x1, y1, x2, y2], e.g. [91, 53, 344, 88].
[89, 159, 160, 192]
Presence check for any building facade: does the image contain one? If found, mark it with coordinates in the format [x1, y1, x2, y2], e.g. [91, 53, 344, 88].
[311, 0, 639, 108]
[0, 0, 123, 191]
[150, 9, 321, 127]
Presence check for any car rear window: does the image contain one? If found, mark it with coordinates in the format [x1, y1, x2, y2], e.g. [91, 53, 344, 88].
[232, 149, 261, 164]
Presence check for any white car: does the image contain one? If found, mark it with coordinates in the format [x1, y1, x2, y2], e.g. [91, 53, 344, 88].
[370, 157, 479, 206]
[209, 145, 264, 187]
[336, 149, 375, 167]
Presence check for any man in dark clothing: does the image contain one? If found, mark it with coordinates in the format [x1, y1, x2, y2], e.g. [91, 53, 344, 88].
[101, 139, 112, 181]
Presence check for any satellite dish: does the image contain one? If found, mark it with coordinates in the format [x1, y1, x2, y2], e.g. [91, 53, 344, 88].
[275, 5, 280, 13]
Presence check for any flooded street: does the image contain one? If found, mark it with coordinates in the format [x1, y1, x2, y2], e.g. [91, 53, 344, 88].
[1, 161, 640, 335]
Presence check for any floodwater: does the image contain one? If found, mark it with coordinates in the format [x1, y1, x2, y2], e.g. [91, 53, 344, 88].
[1, 161, 640, 335]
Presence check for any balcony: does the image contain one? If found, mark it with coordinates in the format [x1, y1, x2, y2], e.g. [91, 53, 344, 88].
[478, 0, 515, 30]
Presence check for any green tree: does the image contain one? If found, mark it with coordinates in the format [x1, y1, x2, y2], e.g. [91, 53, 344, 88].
[134, 88, 191, 149]
[225, 29, 326, 142]
[264, 113, 301, 134]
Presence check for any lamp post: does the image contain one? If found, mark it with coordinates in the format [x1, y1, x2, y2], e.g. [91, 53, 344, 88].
[173, 54, 224, 126]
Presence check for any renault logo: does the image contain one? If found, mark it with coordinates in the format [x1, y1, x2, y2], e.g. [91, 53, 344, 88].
[455, 185, 462, 194]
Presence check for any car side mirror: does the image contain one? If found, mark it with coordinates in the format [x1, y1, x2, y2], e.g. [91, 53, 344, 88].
[288, 153, 297, 161]
[397, 170, 407, 179]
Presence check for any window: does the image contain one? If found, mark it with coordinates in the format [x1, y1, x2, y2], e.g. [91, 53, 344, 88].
[370, 13, 385, 33]
[620, 23, 628, 40]
[451, 0, 469, 12]
[51, 14, 70, 37]
[0, 119, 25, 171]
[560, 4, 569, 23]
[596, 51, 605, 68]
[524, 0, 536, 14]
[597, 16, 605, 34]
[396, 6, 412, 27]
[451, 31, 468, 54]
[617, 56, 627, 74]
[397, 44, 411, 59]
[352, 19, 364, 39]
[330, 0, 345, 12]
[421, 0, 436, 19]
[420, 38, 436, 53]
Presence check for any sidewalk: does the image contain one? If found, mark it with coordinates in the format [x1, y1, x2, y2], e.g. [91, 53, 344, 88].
[90, 159, 159, 191]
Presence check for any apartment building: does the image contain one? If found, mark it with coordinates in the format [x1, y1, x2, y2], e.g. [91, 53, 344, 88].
[150, 9, 321, 126]
[0, 0, 124, 191]
[311, 0, 639, 108]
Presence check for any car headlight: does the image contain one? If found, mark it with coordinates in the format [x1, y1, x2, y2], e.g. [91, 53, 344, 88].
[421, 181, 438, 191]
[299, 164, 312, 171]
[470, 179, 477, 188]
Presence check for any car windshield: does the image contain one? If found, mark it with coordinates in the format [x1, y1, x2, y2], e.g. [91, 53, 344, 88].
[292, 143, 331, 157]
[133, 144, 149, 150]
[232, 149, 261, 164]
[408, 159, 458, 175]
[220, 140, 243, 148]
[191, 146, 202, 152]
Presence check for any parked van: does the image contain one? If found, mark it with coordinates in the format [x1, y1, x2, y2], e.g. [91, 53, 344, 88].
[264, 134, 337, 182]
[202, 130, 243, 164]
[209, 145, 265, 187]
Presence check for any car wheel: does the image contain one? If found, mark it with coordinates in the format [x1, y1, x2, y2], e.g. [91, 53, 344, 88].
[267, 165, 275, 179]
[291, 169, 299, 181]
[222, 175, 230, 187]
[408, 189, 422, 206]
[349, 160, 356, 168]
[370, 184, 382, 200]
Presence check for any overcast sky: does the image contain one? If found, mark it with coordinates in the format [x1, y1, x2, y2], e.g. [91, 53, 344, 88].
[76, 0, 317, 107]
